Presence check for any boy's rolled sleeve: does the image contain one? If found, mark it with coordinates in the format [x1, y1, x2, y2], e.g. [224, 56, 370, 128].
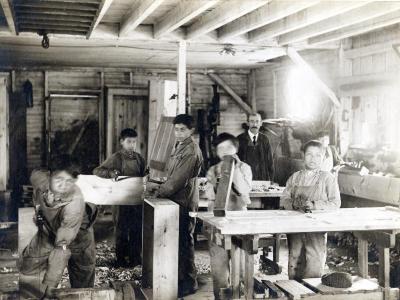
[324, 174, 341, 210]
[280, 174, 295, 210]
[93, 154, 119, 178]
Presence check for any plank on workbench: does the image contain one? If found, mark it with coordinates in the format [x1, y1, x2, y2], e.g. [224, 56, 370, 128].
[275, 280, 315, 299]
[197, 207, 400, 235]
[302, 277, 380, 295]
[75, 175, 144, 205]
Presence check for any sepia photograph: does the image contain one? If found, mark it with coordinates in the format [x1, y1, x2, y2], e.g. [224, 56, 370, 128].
[0, 0, 400, 299]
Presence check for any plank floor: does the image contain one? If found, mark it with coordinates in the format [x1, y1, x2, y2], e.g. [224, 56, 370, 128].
[18, 207, 291, 299]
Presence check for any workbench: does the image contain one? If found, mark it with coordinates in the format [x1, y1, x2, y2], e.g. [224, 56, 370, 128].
[197, 207, 400, 300]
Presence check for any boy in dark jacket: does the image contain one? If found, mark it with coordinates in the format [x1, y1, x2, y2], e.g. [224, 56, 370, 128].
[147, 114, 203, 298]
[93, 128, 145, 267]
[21, 157, 97, 299]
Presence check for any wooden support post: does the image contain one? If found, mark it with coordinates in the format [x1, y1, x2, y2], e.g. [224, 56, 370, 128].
[10, 70, 15, 93]
[378, 247, 390, 300]
[44, 71, 49, 166]
[273, 234, 281, 262]
[273, 70, 277, 118]
[244, 252, 254, 300]
[208, 72, 252, 114]
[248, 70, 257, 113]
[177, 40, 186, 115]
[99, 72, 105, 162]
[45, 98, 51, 166]
[357, 238, 368, 278]
[106, 88, 114, 158]
[186, 72, 191, 115]
[230, 244, 241, 299]
[286, 47, 340, 108]
[0, 75, 9, 191]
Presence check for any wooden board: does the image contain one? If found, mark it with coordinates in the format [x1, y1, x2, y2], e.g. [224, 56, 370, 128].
[338, 169, 400, 205]
[142, 198, 179, 300]
[213, 156, 235, 217]
[275, 280, 315, 299]
[302, 276, 380, 295]
[75, 175, 144, 205]
[196, 207, 400, 235]
[148, 116, 175, 179]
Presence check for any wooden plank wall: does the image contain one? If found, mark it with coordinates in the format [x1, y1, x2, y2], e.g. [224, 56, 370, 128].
[254, 24, 400, 191]
[15, 72, 44, 173]
[338, 24, 400, 154]
[9, 68, 249, 174]
[191, 71, 249, 136]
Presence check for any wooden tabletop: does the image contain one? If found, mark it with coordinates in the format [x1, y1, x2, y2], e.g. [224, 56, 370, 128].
[196, 206, 400, 235]
[249, 191, 283, 198]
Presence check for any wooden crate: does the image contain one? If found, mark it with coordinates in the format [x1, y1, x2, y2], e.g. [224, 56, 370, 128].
[141, 198, 179, 300]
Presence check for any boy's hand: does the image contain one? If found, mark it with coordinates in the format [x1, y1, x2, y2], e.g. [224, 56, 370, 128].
[109, 169, 120, 181]
[146, 181, 160, 192]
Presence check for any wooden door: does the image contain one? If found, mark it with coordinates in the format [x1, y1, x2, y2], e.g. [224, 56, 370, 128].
[107, 87, 149, 161]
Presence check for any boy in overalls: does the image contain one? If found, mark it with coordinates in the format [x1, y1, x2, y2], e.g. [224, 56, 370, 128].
[21, 157, 97, 299]
[281, 140, 341, 280]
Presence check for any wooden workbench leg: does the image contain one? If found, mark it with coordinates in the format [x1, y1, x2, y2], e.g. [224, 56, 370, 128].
[379, 247, 390, 300]
[244, 252, 254, 300]
[357, 238, 368, 278]
[273, 234, 281, 263]
[230, 244, 241, 299]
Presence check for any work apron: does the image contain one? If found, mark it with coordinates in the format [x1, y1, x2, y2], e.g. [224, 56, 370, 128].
[287, 174, 327, 280]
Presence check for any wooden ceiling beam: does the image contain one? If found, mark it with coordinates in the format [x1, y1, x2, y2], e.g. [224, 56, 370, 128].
[20, 28, 87, 35]
[18, 19, 92, 26]
[248, 1, 369, 43]
[0, 0, 17, 35]
[86, 0, 113, 39]
[19, 21, 91, 29]
[14, 2, 99, 11]
[309, 10, 400, 45]
[19, 24, 88, 32]
[154, 0, 219, 39]
[14, 7, 96, 17]
[186, 0, 268, 40]
[15, 0, 102, 4]
[217, 0, 318, 41]
[16, 14, 93, 23]
[120, 0, 165, 37]
[278, 2, 400, 45]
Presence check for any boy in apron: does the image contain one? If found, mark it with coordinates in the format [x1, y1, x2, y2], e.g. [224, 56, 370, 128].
[281, 140, 341, 280]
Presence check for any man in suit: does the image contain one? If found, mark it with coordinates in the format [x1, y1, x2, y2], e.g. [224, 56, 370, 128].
[237, 113, 274, 181]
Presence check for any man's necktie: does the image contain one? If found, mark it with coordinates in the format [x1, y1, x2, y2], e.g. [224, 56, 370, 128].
[253, 136, 256, 146]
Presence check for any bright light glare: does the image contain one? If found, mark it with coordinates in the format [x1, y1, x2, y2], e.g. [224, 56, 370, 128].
[286, 67, 320, 121]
